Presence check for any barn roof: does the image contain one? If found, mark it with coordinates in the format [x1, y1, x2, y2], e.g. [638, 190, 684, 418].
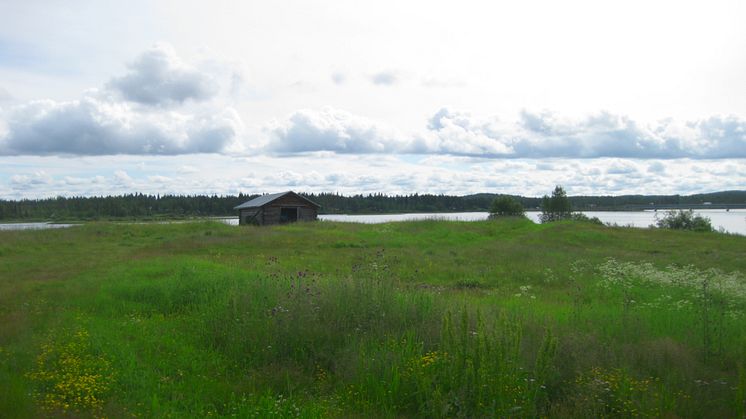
[233, 191, 320, 210]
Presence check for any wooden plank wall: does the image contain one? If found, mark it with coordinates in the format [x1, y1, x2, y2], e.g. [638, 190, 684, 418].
[239, 194, 318, 225]
[263, 206, 281, 225]
[239, 208, 262, 225]
[299, 207, 317, 221]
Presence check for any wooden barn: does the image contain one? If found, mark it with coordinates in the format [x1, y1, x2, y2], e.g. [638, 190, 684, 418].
[234, 191, 320, 225]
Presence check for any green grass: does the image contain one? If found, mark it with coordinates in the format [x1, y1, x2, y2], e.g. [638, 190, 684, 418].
[0, 218, 745, 417]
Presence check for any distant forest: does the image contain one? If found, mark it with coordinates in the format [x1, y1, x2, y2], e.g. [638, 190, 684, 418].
[1, 190, 745, 221]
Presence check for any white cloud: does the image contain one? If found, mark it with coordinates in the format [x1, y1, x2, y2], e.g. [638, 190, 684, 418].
[147, 175, 172, 183]
[10, 171, 53, 189]
[0, 44, 247, 157]
[264, 106, 746, 159]
[113, 170, 133, 186]
[422, 108, 746, 159]
[647, 161, 666, 173]
[63, 176, 87, 185]
[370, 71, 399, 86]
[2, 154, 744, 200]
[331, 72, 346, 85]
[0, 87, 13, 103]
[421, 78, 466, 88]
[606, 161, 641, 175]
[424, 108, 513, 156]
[266, 107, 419, 154]
[0, 94, 241, 155]
[107, 43, 218, 106]
[178, 165, 199, 174]
[509, 110, 746, 159]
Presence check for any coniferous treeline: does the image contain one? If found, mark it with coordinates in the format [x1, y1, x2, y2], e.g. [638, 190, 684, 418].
[0, 190, 744, 221]
[0, 193, 252, 221]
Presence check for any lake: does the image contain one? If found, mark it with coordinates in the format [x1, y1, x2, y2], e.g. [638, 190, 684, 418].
[316, 210, 746, 235]
[212, 209, 746, 234]
[1, 210, 744, 235]
[0, 222, 77, 231]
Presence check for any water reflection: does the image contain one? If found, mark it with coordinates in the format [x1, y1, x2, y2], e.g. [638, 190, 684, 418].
[0, 222, 77, 231]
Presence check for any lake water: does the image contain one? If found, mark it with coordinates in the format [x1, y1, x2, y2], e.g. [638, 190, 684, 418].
[0, 222, 77, 231]
[318, 209, 746, 235]
[2, 210, 744, 235]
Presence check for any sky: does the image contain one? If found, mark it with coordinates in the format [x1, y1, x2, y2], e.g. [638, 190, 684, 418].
[1, 0, 745, 199]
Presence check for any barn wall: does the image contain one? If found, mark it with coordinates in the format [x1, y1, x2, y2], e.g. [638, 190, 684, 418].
[239, 208, 262, 225]
[237, 193, 319, 225]
[263, 206, 281, 225]
[299, 207, 317, 221]
[262, 204, 317, 225]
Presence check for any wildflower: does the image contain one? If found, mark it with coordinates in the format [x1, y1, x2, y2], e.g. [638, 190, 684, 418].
[27, 328, 113, 413]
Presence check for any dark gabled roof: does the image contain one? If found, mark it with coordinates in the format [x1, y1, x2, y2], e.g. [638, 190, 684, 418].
[233, 191, 320, 210]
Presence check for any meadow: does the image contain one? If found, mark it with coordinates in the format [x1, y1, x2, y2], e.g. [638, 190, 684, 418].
[1, 218, 745, 417]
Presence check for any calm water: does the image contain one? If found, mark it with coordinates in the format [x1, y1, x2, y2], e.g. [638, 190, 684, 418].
[320, 212, 489, 223]
[320, 210, 746, 235]
[2, 210, 744, 235]
[0, 222, 77, 231]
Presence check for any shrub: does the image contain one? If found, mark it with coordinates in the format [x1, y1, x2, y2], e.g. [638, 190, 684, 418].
[489, 196, 525, 218]
[655, 210, 713, 232]
[540, 186, 572, 223]
[569, 212, 604, 225]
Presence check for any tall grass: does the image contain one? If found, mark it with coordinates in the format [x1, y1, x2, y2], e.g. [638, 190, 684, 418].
[1, 219, 745, 417]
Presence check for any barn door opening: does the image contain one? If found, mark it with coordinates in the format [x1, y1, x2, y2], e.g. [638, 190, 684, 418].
[280, 207, 298, 223]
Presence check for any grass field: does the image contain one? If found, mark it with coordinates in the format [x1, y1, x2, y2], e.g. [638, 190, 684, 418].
[1, 218, 745, 417]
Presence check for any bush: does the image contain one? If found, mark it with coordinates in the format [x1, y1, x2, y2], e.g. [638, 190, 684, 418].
[655, 210, 713, 232]
[540, 186, 572, 223]
[569, 212, 604, 225]
[489, 196, 525, 218]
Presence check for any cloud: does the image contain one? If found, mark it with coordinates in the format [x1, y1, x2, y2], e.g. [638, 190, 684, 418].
[370, 71, 399, 86]
[178, 165, 199, 174]
[513, 110, 665, 158]
[10, 171, 52, 189]
[0, 93, 241, 155]
[606, 161, 641, 175]
[331, 72, 346, 85]
[692, 116, 746, 158]
[147, 175, 172, 183]
[426, 108, 746, 159]
[0, 86, 13, 103]
[509, 110, 746, 159]
[647, 161, 665, 173]
[421, 78, 466, 88]
[266, 107, 423, 154]
[0, 44, 247, 156]
[113, 170, 133, 185]
[107, 43, 218, 106]
[63, 176, 89, 185]
[264, 106, 746, 159]
[3, 153, 744, 200]
[263, 107, 746, 159]
[423, 108, 512, 155]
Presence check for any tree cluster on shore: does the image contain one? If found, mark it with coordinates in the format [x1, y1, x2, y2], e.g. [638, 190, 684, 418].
[490, 186, 715, 232]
